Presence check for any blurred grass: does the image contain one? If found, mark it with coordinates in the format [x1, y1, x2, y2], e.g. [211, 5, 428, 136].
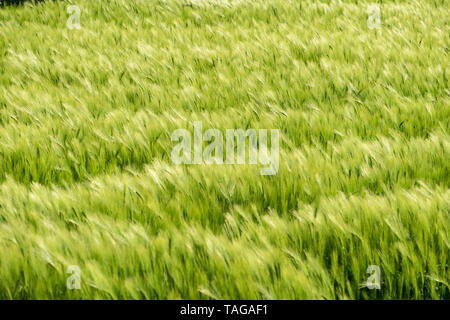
[0, 0, 449, 299]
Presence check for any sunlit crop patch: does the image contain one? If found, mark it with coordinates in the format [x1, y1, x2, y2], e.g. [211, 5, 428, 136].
[0, 0, 448, 300]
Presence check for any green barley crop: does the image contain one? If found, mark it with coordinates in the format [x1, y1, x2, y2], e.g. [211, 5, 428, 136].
[0, 0, 448, 299]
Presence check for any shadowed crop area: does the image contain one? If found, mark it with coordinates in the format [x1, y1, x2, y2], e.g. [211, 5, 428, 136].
[0, 0, 448, 299]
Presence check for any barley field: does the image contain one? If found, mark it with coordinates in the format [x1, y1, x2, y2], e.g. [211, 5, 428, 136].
[0, 0, 448, 299]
